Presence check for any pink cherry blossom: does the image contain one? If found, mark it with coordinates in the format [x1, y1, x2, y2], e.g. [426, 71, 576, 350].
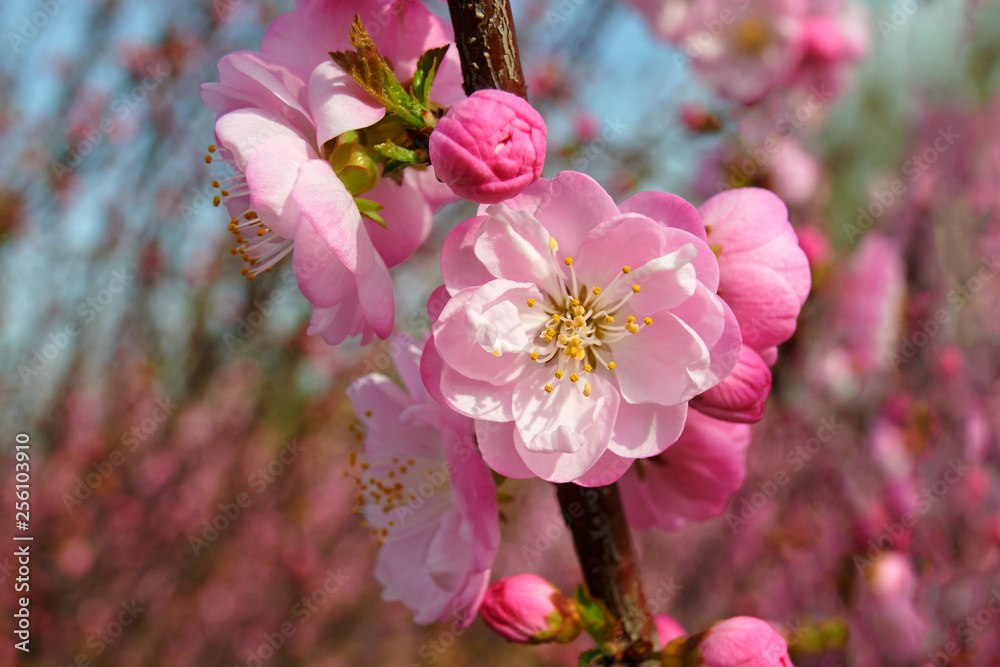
[679, 0, 807, 104]
[201, 0, 462, 344]
[834, 233, 905, 372]
[429, 89, 547, 204]
[479, 574, 582, 644]
[699, 187, 811, 364]
[786, 0, 869, 97]
[619, 410, 750, 530]
[346, 334, 499, 627]
[426, 171, 741, 484]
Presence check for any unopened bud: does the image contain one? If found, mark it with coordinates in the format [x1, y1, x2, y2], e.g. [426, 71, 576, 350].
[479, 574, 581, 644]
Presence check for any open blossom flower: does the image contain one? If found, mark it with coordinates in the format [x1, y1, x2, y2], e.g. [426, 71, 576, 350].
[699, 187, 811, 365]
[424, 171, 741, 484]
[201, 0, 463, 344]
[623, 0, 694, 41]
[619, 410, 750, 530]
[680, 0, 806, 104]
[346, 334, 499, 626]
[662, 617, 793, 667]
[479, 574, 582, 644]
[429, 89, 547, 204]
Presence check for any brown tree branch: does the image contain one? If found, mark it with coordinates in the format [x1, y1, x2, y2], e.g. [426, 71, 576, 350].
[557, 483, 653, 657]
[445, 0, 528, 99]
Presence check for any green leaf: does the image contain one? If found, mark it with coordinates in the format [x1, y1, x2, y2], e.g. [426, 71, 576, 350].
[578, 648, 606, 667]
[329, 15, 426, 128]
[412, 45, 449, 108]
[354, 198, 385, 228]
[573, 585, 613, 643]
[373, 140, 419, 164]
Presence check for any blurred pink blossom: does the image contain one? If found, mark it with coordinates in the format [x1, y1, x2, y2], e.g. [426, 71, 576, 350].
[347, 334, 499, 627]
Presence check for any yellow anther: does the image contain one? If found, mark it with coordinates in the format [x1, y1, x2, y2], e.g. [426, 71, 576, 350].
[544, 384, 554, 393]
[608, 361, 616, 370]
[527, 298, 536, 307]
[622, 266, 631, 274]
[545, 328, 556, 337]
[530, 352, 539, 361]
[204, 155, 212, 164]
[583, 364, 593, 372]
[583, 383, 592, 397]
[592, 287, 601, 295]
[208, 144, 217, 152]
[570, 374, 579, 382]
[632, 284, 641, 293]
[240, 267, 248, 276]
[627, 316, 636, 324]
[549, 236, 559, 251]
[492, 349, 502, 357]
[213, 196, 221, 207]
[220, 189, 230, 197]
[605, 315, 614, 324]
[626, 323, 640, 334]
[211, 180, 220, 188]
[564, 257, 574, 266]
[570, 299, 580, 307]
[644, 317, 653, 325]
[573, 316, 586, 328]
[555, 370, 564, 379]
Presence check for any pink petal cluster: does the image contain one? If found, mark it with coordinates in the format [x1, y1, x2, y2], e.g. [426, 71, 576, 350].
[429, 89, 547, 204]
[423, 171, 742, 484]
[201, 0, 463, 344]
[663, 616, 793, 666]
[479, 574, 581, 644]
[654, 614, 688, 650]
[347, 334, 499, 626]
[700, 187, 811, 366]
[620, 410, 750, 530]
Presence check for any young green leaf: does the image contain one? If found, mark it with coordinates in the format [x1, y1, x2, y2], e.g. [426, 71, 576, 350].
[373, 140, 420, 164]
[412, 45, 449, 108]
[354, 198, 386, 228]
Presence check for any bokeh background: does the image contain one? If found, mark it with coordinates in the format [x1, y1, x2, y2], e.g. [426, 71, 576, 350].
[1, 0, 999, 664]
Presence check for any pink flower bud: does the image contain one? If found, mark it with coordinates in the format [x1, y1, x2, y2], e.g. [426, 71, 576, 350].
[691, 345, 772, 423]
[654, 614, 687, 650]
[479, 574, 581, 644]
[663, 616, 793, 667]
[429, 89, 546, 204]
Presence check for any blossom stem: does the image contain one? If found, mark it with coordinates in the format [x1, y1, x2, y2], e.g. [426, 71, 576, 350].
[445, 0, 529, 99]
[556, 483, 653, 658]
[446, 0, 653, 658]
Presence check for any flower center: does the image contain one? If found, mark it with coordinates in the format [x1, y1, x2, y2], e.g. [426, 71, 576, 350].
[526, 236, 653, 397]
[204, 143, 293, 282]
[732, 17, 771, 57]
[344, 422, 451, 547]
